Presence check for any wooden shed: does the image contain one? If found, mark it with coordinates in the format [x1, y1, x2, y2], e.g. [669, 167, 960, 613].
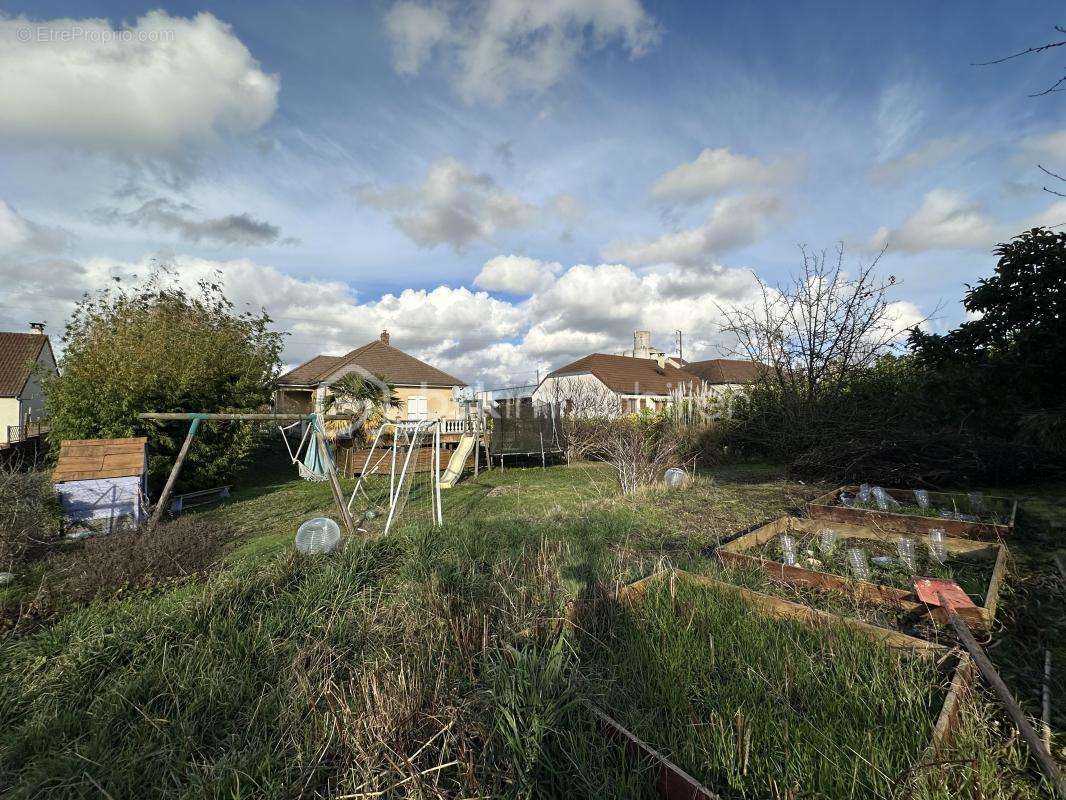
[53, 437, 148, 532]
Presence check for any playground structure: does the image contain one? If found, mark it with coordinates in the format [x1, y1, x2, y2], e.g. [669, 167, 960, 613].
[487, 401, 565, 467]
[139, 412, 359, 535]
[139, 410, 487, 540]
[346, 419, 443, 535]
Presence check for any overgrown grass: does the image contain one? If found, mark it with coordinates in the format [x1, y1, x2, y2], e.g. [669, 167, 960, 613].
[0, 443, 1058, 797]
[577, 577, 944, 798]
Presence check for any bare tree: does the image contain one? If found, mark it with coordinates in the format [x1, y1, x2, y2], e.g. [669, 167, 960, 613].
[719, 244, 914, 431]
[973, 24, 1066, 97]
[539, 375, 681, 493]
[974, 24, 1066, 197]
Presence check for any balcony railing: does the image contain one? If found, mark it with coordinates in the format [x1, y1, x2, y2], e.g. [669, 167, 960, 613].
[7, 422, 48, 443]
[439, 418, 474, 434]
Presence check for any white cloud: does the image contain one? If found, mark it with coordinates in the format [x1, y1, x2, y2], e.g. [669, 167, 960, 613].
[0, 199, 70, 253]
[651, 148, 790, 204]
[0, 11, 278, 153]
[870, 189, 1000, 254]
[874, 82, 926, 161]
[1020, 130, 1066, 165]
[868, 136, 969, 186]
[603, 193, 785, 265]
[357, 157, 536, 251]
[475, 255, 562, 294]
[1024, 200, 1066, 230]
[383, 0, 659, 104]
[0, 240, 776, 386]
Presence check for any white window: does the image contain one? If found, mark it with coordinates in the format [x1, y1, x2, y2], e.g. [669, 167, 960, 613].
[407, 396, 428, 420]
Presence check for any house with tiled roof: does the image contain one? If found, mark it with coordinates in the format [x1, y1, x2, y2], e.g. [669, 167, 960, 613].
[0, 324, 57, 445]
[532, 330, 764, 416]
[275, 331, 468, 425]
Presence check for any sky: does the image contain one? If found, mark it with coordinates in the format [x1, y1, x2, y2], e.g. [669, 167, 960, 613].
[0, 1, 1064, 389]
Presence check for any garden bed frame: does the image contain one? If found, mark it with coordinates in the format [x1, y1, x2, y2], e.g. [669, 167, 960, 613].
[586, 567, 974, 800]
[808, 485, 1017, 540]
[717, 516, 1008, 631]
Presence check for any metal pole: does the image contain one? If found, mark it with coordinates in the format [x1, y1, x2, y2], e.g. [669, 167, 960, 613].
[384, 421, 424, 535]
[389, 424, 398, 506]
[348, 422, 386, 512]
[434, 423, 443, 526]
[147, 415, 203, 531]
[473, 415, 480, 477]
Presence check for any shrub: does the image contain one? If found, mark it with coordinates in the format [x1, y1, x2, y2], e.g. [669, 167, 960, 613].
[568, 411, 681, 494]
[0, 469, 60, 571]
[43, 270, 284, 491]
[47, 514, 233, 602]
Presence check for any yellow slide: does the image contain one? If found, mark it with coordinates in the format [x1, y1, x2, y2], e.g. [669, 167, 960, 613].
[439, 433, 476, 489]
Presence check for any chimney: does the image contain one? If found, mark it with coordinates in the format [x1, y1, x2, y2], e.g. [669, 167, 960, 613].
[633, 330, 651, 358]
[656, 354, 666, 371]
[29, 322, 45, 334]
[380, 330, 390, 346]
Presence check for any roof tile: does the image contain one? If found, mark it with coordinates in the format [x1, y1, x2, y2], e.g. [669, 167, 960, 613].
[548, 353, 700, 395]
[278, 339, 466, 388]
[0, 333, 48, 397]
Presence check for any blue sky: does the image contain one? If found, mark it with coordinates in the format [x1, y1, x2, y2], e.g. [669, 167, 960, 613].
[1, 1, 1063, 386]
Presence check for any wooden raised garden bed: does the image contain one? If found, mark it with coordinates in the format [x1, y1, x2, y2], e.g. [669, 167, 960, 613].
[808, 485, 1017, 540]
[717, 515, 1008, 630]
[582, 568, 974, 800]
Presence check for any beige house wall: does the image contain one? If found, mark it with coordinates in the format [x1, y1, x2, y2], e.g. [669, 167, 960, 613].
[0, 345, 57, 444]
[278, 384, 462, 421]
[0, 398, 19, 444]
[386, 386, 462, 420]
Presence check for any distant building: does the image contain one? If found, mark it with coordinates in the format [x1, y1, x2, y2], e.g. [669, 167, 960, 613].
[532, 330, 764, 416]
[0, 324, 57, 445]
[275, 330, 468, 423]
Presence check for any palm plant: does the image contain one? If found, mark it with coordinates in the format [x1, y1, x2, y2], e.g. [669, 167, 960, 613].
[324, 372, 400, 441]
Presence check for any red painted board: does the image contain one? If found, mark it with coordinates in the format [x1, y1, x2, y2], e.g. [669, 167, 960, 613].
[913, 578, 976, 610]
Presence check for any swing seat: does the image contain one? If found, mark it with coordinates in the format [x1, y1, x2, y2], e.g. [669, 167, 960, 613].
[298, 462, 329, 482]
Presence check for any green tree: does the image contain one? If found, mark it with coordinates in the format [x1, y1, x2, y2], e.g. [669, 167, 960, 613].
[44, 270, 284, 490]
[910, 227, 1066, 441]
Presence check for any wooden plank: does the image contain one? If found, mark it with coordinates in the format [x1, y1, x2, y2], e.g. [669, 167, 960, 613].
[807, 485, 1015, 541]
[982, 543, 1010, 623]
[718, 516, 999, 630]
[147, 419, 200, 531]
[671, 569, 946, 655]
[929, 653, 975, 754]
[601, 568, 967, 797]
[942, 601, 1066, 796]
[587, 702, 720, 800]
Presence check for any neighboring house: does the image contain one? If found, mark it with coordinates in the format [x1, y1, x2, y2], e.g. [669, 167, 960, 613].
[532, 331, 764, 416]
[682, 358, 768, 397]
[533, 352, 701, 415]
[53, 437, 148, 532]
[0, 324, 58, 445]
[275, 331, 468, 424]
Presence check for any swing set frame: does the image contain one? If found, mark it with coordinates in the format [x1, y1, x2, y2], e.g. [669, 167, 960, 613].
[346, 419, 443, 535]
[138, 412, 358, 534]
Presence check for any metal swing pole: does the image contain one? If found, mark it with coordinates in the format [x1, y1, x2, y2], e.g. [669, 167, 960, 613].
[433, 422, 443, 526]
[348, 421, 386, 512]
[384, 421, 424, 535]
